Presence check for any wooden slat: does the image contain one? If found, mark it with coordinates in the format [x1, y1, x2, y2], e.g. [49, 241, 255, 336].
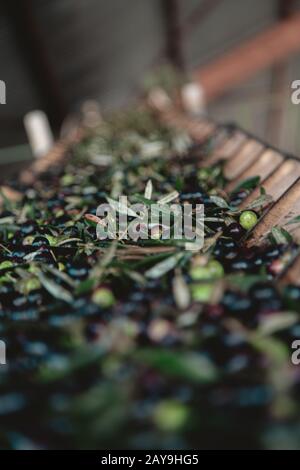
[223, 139, 264, 180]
[205, 130, 247, 165]
[226, 148, 284, 192]
[246, 178, 300, 247]
[241, 158, 300, 208]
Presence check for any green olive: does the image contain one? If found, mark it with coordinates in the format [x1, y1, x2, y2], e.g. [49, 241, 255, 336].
[191, 283, 214, 302]
[92, 287, 115, 308]
[239, 210, 258, 230]
[190, 260, 224, 281]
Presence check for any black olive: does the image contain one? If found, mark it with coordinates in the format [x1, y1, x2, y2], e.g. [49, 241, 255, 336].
[67, 261, 89, 279]
[180, 192, 204, 202]
[11, 231, 23, 246]
[27, 290, 43, 305]
[214, 239, 238, 258]
[283, 285, 300, 311]
[230, 190, 248, 206]
[249, 282, 279, 302]
[249, 282, 282, 313]
[222, 291, 252, 314]
[263, 245, 284, 261]
[32, 236, 50, 248]
[230, 258, 253, 272]
[34, 248, 56, 265]
[225, 222, 246, 241]
[11, 249, 27, 261]
[20, 220, 38, 235]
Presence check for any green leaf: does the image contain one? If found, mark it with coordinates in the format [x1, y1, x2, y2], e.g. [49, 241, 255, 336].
[145, 253, 183, 278]
[258, 312, 299, 336]
[75, 278, 96, 295]
[249, 336, 289, 366]
[37, 272, 73, 304]
[209, 195, 229, 209]
[137, 349, 218, 383]
[226, 273, 268, 292]
[270, 227, 292, 245]
[245, 193, 272, 210]
[231, 176, 260, 194]
[286, 215, 300, 225]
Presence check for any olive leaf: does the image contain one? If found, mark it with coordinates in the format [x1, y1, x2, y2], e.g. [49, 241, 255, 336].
[136, 349, 218, 383]
[144, 179, 153, 200]
[270, 227, 292, 245]
[209, 195, 229, 209]
[37, 272, 73, 304]
[145, 252, 184, 278]
[231, 176, 260, 194]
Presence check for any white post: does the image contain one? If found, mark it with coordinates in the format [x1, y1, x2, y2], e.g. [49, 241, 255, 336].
[0, 340, 6, 365]
[24, 110, 54, 159]
[0, 80, 6, 104]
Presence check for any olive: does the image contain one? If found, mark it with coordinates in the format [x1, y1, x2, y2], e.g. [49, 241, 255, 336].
[34, 248, 56, 265]
[11, 307, 38, 321]
[249, 282, 282, 313]
[180, 192, 204, 202]
[190, 260, 224, 281]
[214, 239, 237, 258]
[92, 287, 115, 308]
[129, 291, 147, 303]
[67, 261, 89, 279]
[283, 285, 300, 311]
[239, 211, 258, 231]
[263, 245, 284, 261]
[225, 223, 245, 241]
[230, 258, 253, 272]
[252, 255, 264, 268]
[249, 282, 279, 302]
[32, 236, 50, 248]
[11, 249, 27, 261]
[20, 220, 38, 235]
[27, 290, 43, 305]
[223, 250, 239, 262]
[230, 190, 248, 206]
[191, 283, 214, 303]
[12, 295, 30, 310]
[222, 291, 252, 314]
[11, 231, 23, 246]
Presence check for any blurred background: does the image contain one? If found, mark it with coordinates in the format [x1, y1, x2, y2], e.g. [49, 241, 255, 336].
[2, 0, 300, 166]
